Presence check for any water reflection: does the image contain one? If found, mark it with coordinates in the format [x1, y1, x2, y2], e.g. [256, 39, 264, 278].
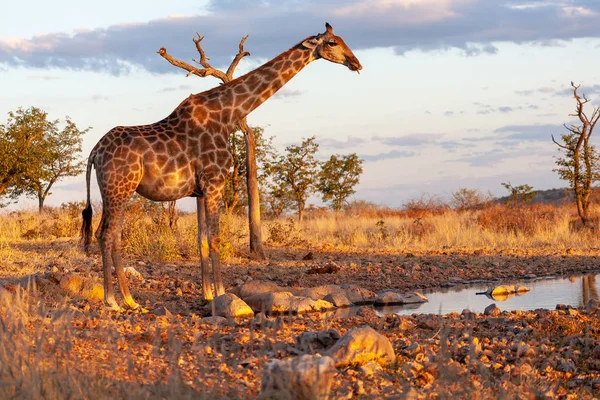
[376, 273, 600, 316]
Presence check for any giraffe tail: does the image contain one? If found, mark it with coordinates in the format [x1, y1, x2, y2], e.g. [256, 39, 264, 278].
[81, 151, 95, 254]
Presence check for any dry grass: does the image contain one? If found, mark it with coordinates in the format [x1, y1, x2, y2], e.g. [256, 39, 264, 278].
[1, 202, 599, 264]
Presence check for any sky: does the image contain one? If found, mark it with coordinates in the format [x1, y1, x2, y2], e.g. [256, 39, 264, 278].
[1, 0, 600, 211]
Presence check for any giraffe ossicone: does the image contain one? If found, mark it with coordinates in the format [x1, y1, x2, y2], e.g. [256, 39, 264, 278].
[81, 23, 362, 310]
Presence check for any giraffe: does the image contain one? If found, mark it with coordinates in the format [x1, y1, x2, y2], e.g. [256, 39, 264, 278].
[81, 23, 362, 310]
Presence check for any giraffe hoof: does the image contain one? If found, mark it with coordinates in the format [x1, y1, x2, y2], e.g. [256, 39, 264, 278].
[105, 299, 121, 312]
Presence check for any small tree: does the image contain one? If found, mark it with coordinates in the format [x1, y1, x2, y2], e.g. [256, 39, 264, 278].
[553, 82, 600, 226]
[0, 107, 88, 211]
[223, 126, 274, 213]
[501, 182, 536, 206]
[266, 137, 319, 221]
[317, 153, 363, 212]
[0, 107, 49, 205]
[451, 188, 492, 211]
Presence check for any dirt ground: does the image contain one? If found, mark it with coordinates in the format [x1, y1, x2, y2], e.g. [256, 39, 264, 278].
[2, 239, 600, 398]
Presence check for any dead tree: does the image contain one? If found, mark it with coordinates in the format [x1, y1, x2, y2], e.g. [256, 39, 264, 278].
[553, 82, 600, 226]
[158, 34, 266, 259]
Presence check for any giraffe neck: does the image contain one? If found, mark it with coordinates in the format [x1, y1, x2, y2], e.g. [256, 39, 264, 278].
[194, 43, 315, 127]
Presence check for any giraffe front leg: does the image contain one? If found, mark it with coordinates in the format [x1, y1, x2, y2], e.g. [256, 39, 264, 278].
[205, 194, 225, 297]
[196, 196, 213, 301]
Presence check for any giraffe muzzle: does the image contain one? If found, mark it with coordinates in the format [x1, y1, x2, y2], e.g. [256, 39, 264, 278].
[345, 56, 362, 73]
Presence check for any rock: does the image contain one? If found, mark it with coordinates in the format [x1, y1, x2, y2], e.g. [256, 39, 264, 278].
[306, 263, 340, 275]
[488, 285, 529, 297]
[234, 280, 285, 300]
[150, 306, 172, 317]
[210, 293, 254, 318]
[245, 292, 333, 314]
[58, 274, 104, 302]
[374, 291, 428, 305]
[328, 325, 395, 367]
[289, 297, 334, 314]
[302, 252, 314, 260]
[484, 303, 501, 317]
[516, 285, 530, 293]
[342, 285, 378, 304]
[295, 285, 342, 300]
[323, 292, 353, 307]
[359, 360, 383, 377]
[356, 306, 378, 319]
[260, 355, 336, 400]
[461, 309, 475, 320]
[296, 329, 340, 352]
[567, 308, 579, 317]
[245, 292, 295, 313]
[123, 266, 144, 280]
[198, 316, 228, 327]
[586, 298, 600, 313]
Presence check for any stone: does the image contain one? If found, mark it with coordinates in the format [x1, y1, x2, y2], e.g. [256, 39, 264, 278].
[245, 292, 333, 314]
[198, 316, 228, 327]
[289, 297, 334, 314]
[245, 292, 295, 313]
[359, 360, 383, 377]
[233, 280, 285, 300]
[260, 355, 336, 400]
[295, 285, 342, 300]
[586, 298, 600, 314]
[327, 325, 395, 367]
[488, 285, 529, 297]
[210, 293, 254, 318]
[516, 285, 530, 293]
[342, 285, 378, 304]
[150, 306, 172, 317]
[123, 266, 144, 280]
[296, 329, 341, 352]
[484, 303, 501, 317]
[374, 291, 428, 305]
[323, 292, 353, 307]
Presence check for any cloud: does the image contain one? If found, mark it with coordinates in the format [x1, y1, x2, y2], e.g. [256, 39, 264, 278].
[27, 75, 61, 80]
[158, 84, 193, 93]
[273, 88, 304, 99]
[494, 123, 565, 141]
[498, 106, 513, 113]
[452, 149, 534, 167]
[372, 134, 444, 147]
[91, 94, 109, 102]
[2, 0, 600, 74]
[362, 149, 415, 162]
[319, 135, 367, 149]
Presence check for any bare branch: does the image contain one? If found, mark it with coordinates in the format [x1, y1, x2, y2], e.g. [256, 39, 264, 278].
[157, 48, 208, 78]
[226, 35, 251, 80]
[552, 134, 570, 150]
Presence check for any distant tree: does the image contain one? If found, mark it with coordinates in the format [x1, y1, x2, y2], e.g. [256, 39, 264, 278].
[553, 82, 600, 226]
[501, 182, 536, 206]
[266, 136, 319, 221]
[0, 107, 89, 211]
[0, 107, 48, 205]
[450, 188, 492, 211]
[317, 153, 363, 212]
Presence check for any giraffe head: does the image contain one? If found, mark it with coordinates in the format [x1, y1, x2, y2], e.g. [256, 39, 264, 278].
[302, 23, 362, 73]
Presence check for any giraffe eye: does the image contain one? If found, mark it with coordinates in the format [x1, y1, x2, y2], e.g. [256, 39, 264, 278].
[327, 41, 338, 47]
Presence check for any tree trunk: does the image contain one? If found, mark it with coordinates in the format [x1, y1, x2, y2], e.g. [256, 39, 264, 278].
[38, 191, 45, 213]
[241, 122, 266, 259]
[297, 202, 304, 222]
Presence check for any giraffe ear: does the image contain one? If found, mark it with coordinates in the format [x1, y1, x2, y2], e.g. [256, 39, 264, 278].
[325, 22, 333, 34]
[302, 37, 320, 49]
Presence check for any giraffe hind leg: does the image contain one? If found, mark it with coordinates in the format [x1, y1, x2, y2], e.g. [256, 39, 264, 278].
[96, 208, 121, 311]
[196, 196, 213, 301]
[205, 193, 225, 297]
